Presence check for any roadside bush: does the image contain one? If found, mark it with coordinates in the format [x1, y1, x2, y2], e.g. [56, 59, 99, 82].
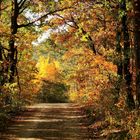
[0, 110, 9, 131]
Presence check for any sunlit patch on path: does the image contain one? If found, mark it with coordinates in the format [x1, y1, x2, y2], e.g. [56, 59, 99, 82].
[0, 103, 94, 140]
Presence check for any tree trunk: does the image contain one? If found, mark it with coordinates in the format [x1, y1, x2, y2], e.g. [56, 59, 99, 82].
[121, 0, 135, 109]
[8, 0, 18, 82]
[116, 31, 123, 77]
[134, 0, 140, 107]
[81, 28, 96, 54]
[115, 30, 123, 102]
[0, 43, 3, 86]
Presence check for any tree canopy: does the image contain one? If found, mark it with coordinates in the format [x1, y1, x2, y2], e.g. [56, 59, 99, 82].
[0, 0, 140, 139]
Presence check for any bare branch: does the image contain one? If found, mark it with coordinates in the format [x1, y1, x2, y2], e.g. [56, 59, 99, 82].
[18, 0, 27, 9]
[0, 5, 9, 11]
[53, 14, 77, 29]
[17, 6, 72, 28]
[1, 46, 9, 51]
[19, 5, 28, 14]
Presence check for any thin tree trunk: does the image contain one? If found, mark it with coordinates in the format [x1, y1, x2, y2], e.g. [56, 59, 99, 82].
[115, 30, 123, 102]
[121, 0, 135, 109]
[0, 43, 3, 86]
[134, 0, 140, 107]
[116, 31, 123, 77]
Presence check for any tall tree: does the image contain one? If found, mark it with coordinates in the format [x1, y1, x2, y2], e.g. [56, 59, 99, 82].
[8, 0, 18, 82]
[120, 0, 135, 109]
[134, 0, 140, 107]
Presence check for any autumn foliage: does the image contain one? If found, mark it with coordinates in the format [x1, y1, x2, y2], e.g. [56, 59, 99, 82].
[0, 0, 140, 139]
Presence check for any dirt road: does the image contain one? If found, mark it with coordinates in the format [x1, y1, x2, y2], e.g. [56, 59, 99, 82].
[0, 103, 93, 140]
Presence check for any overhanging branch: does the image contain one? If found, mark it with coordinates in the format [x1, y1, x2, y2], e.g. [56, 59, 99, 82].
[18, 0, 27, 9]
[51, 13, 97, 54]
[17, 6, 72, 28]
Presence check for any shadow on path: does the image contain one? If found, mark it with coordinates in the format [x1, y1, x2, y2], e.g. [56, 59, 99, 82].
[0, 103, 95, 140]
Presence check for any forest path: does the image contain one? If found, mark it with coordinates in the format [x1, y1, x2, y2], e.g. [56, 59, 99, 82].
[0, 103, 96, 140]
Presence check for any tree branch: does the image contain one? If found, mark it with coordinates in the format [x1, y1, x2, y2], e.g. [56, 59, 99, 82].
[53, 14, 77, 29]
[19, 5, 28, 14]
[18, 0, 27, 9]
[52, 13, 96, 54]
[17, 6, 72, 28]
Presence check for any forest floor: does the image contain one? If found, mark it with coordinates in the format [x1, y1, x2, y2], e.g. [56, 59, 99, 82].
[0, 103, 105, 140]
